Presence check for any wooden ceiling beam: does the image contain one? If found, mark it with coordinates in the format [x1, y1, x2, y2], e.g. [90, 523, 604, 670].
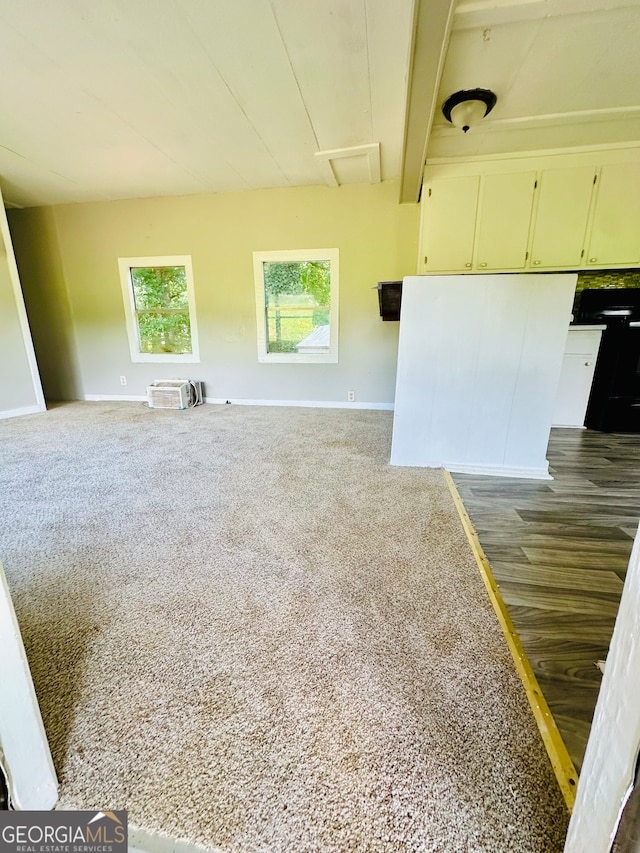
[399, 0, 457, 203]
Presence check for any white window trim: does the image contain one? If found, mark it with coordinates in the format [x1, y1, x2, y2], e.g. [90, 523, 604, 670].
[118, 255, 200, 364]
[253, 248, 339, 364]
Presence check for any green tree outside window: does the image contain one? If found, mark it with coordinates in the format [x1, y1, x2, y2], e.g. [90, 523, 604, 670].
[130, 266, 192, 354]
[263, 260, 331, 353]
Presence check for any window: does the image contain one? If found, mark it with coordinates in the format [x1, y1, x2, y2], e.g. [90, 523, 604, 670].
[253, 249, 339, 363]
[118, 256, 200, 363]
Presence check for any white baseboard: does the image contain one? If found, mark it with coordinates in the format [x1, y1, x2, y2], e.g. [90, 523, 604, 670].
[203, 397, 394, 411]
[83, 394, 394, 411]
[445, 461, 552, 480]
[84, 394, 147, 402]
[128, 825, 217, 853]
[0, 404, 46, 420]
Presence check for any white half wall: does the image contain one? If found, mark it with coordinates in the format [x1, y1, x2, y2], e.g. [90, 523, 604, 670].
[390, 274, 576, 478]
[564, 524, 640, 852]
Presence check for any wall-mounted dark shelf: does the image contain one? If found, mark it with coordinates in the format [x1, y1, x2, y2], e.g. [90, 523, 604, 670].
[376, 280, 402, 321]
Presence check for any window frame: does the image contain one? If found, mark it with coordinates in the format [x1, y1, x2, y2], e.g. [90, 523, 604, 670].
[118, 255, 200, 364]
[252, 248, 339, 364]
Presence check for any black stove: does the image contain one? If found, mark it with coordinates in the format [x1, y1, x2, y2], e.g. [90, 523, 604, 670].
[576, 288, 640, 432]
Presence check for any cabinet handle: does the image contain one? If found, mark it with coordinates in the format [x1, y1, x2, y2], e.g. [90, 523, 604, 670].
[465, 262, 472, 268]
[589, 257, 597, 263]
[479, 262, 487, 268]
[584, 361, 592, 366]
[533, 260, 541, 265]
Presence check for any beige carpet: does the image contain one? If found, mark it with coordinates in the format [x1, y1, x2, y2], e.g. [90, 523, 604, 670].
[0, 402, 568, 852]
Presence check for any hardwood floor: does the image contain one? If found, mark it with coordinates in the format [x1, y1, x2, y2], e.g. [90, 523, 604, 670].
[453, 429, 640, 773]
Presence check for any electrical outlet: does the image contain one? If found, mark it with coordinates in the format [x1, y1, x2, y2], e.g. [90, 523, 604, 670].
[120, 376, 127, 386]
[348, 390, 355, 402]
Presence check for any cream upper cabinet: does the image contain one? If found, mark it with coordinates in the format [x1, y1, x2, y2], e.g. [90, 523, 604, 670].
[474, 172, 536, 270]
[586, 163, 640, 266]
[529, 167, 596, 268]
[419, 153, 640, 274]
[419, 175, 479, 273]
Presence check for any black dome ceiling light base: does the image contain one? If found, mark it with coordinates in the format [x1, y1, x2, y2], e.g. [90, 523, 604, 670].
[442, 88, 497, 133]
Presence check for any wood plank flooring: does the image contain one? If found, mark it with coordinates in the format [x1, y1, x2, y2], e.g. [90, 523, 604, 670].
[453, 430, 640, 772]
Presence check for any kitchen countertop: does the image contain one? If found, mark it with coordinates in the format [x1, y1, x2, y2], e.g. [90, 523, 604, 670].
[568, 324, 607, 331]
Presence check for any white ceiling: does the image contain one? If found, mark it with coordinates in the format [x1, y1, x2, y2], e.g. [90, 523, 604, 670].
[0, 0, 414, 207]
[428, 0, 640, 160]
[1, 0, 639, 208]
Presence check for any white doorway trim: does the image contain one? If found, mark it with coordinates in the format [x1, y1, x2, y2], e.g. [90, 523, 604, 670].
[0, 561, 57, 809]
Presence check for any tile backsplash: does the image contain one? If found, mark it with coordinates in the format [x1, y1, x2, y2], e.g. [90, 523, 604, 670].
[573, 269, 640, 316]
[576, 269, 640, 291]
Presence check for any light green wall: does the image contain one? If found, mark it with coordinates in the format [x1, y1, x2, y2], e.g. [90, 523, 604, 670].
[10, 181, 419, 405]
[0, 214, 42, 415]
[9, 207, 80, 402]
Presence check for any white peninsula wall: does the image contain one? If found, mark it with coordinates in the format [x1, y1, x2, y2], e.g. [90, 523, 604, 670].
[391, 273, 576, 479]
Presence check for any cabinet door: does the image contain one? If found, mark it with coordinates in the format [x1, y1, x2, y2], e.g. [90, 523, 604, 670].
[530, 167, 596, 268]
[475, 172, 537, 270]
[586, 163, 640, 266]
[419, 176, 479, 272]
[552, 354, 598, 427]
[552, 329, 602, 427]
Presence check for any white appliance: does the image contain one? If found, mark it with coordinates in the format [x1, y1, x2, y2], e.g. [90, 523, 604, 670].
[147, 380, 191, 410]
